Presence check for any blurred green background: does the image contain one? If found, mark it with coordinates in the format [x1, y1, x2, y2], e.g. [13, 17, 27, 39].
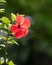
[0, 0, 52, 65]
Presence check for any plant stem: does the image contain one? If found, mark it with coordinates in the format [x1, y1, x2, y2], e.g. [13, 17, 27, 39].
[4, 26, 10, 65]
[4, 33, 9, 65]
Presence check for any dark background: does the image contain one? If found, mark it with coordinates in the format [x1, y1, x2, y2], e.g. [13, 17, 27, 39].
[0, 0, 52, 65]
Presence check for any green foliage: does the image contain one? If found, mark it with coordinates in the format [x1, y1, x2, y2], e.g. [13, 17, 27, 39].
[0, 17, 10, 24]
[10, 39, 19, 45]
[0, 44, 5, 47]
[0, 57, 4, 64]
[11, 13, 16, 21]
[0, 13, 19, 64]
[0, 9, 5, 13]
[8, 60, 14, 65]
[0, 36, 6, 41]
[0, 23, 4, 28]
[0, 0, 6, 3]
[7, 39, 19, 45]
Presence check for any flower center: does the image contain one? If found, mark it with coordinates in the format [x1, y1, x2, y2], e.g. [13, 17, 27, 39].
[17, 25, 20, 28]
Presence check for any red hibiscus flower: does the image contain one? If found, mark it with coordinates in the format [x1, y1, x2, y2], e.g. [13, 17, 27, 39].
[10, 15, 30, 39]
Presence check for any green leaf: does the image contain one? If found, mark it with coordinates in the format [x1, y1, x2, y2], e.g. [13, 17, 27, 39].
[0, 17, 11, 24]
[0, 24, 4, 28]
[16, 13, 19, 16]
[7, 39, 19, 45]
[0, 57, 4, 64]
[7, 41, 13, 44]
[11, 13, 16, 21]
[16, 13, 25, 16]
[0, 36, 6, 40]
[0, 0, 6, 3]
[0, 9, 5, 13]
[0, 44, 5, 47]
[8, 60, 14, 65]
[10, 39, 19, 45]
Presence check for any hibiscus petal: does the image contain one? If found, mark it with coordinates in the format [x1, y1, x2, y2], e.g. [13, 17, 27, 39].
[14, 28, 28, 39]
[14, 29, 23, 39]
[21, 18, 30, 29]
[16, 16, 25, 25]
[10, 25, 18, 33]
[22, 28, 29, 37]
